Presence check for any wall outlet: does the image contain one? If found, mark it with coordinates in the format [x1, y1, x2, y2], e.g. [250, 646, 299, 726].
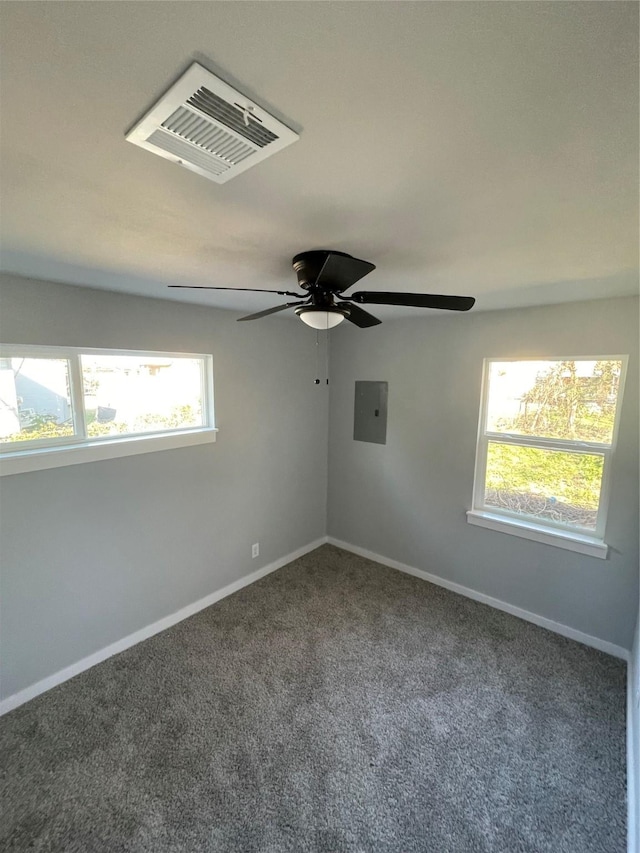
[252, 543, 259, 559]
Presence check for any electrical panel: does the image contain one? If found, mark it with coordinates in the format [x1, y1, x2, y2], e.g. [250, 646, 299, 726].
[354, 381, 388, 444]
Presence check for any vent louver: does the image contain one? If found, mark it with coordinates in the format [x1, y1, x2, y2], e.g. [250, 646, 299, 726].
[126, 63, 299, 184]
[186, 88, 278, 148]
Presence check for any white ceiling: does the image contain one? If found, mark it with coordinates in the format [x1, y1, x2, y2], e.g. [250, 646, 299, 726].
[0, 2, 638, 320]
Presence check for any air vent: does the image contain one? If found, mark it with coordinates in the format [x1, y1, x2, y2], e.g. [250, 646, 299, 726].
[126, 63, 299, 184]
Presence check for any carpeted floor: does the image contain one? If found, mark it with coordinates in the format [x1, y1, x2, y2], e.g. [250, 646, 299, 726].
[0, 545, 626, 852]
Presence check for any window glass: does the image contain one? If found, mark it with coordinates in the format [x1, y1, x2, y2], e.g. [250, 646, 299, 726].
[484, 442, 604, 531]
[486, 360, 622, 444]
[0, 357, 75, 443]
[473, 356, 626, 542]
[81, 355, 204, 438]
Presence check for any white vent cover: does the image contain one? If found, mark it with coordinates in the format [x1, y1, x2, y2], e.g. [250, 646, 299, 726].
[126, 63, 299, 184]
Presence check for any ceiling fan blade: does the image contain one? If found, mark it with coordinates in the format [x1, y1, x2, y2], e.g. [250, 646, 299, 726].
[169, 285, 304, 298]
[237, 301, 306, 322]
[337, 302, 381, 328]
[315, 253, 376, 292]
[349, 292, 475, 311]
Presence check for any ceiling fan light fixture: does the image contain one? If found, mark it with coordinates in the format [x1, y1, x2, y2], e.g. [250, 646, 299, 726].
[295, 307, 347, 329]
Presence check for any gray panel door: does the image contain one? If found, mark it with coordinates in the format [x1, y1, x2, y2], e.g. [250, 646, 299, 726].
[354, 381, 388, 444]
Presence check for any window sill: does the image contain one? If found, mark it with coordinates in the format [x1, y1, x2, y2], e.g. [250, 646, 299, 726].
[466, 510, 608, 559]
[0, 429, 218, 477]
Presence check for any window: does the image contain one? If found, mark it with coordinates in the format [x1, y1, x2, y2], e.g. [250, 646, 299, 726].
[467, 358, 626, 558]
[0, 346, 215, 475]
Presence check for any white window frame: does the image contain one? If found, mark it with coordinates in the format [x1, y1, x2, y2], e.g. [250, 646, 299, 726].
[0, 344, 216, 476]
[467, 355, 628, 559]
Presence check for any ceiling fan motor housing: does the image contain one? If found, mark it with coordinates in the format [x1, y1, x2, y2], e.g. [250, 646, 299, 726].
[292, 250, 353, 293]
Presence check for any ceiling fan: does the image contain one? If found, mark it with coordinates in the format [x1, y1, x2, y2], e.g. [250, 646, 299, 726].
[168, 250, 475, 328]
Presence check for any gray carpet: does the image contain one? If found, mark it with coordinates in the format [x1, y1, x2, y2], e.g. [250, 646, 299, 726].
[0, 545, 626, 852]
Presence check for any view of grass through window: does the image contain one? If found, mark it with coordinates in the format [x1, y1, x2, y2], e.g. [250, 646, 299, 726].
[482, 359, 622, 532]
[485, 443, 605, 530]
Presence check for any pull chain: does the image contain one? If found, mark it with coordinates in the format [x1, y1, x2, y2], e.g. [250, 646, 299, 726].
[313, 329, 330, 385]
[314, 330, 320, 384]
[325, 329, 329, 385]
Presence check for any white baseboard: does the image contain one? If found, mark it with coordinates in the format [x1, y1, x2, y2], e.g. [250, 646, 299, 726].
[629, 657, 640, 853]
[1, 531, 628, 698]
[0, 536, 329, 717]
[327, 537, 629, 661]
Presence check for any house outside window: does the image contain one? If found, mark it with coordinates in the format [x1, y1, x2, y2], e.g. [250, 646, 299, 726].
[468, 357, 627, 558]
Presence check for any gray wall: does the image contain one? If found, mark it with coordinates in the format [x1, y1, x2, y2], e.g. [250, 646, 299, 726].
[0, 274, 329, 700]
[631, 604, 640, 848]
[327, 296, 639, 649]
[1, 279, 637, 703]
